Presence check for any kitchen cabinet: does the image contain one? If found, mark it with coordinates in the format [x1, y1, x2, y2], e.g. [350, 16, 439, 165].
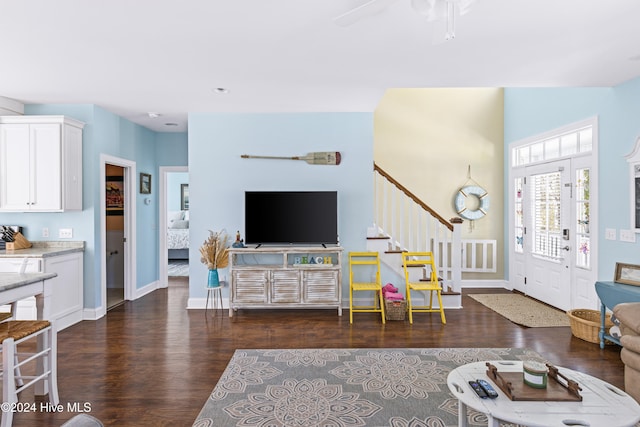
[0, 115, 84, 212]
[0, 244, 84, 330]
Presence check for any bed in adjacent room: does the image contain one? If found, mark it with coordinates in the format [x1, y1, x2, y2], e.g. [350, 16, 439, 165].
[168, 210, 189, 260]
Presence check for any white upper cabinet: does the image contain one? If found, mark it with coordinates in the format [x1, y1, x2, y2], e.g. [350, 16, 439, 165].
[0, 116, 84, 212]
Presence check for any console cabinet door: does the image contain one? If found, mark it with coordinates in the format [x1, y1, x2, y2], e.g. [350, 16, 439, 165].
[271, 270, 301, 303]
[303, 270, 339, 303]
[232, 270, 268, 303]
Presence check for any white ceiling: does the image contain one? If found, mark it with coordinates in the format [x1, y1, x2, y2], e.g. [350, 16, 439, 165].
[2, 0, 640, 133]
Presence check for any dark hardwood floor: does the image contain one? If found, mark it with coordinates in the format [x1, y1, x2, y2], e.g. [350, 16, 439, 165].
[16, 278, 624, 426]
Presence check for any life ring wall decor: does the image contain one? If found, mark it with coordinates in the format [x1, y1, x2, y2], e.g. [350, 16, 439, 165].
[455, 185, 490, 221]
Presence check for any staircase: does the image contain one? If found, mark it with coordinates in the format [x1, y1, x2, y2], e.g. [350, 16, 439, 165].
[367, 163, 464, 309]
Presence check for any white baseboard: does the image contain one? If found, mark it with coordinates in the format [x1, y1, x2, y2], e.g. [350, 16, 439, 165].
[460, 279, 509, 289]
[134, 280, 159, 300]
[83, 307, 103, 321]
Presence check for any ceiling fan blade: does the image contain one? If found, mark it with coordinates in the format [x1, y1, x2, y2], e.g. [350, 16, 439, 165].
[457, 0, 476, 15]
[333, 0, 398, 26]
[411, 0, 477, 20]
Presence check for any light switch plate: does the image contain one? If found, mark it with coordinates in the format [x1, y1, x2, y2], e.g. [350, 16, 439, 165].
[620, 229, 636, 243]
[59, 228, 73, 239]
[605, 228, 616, 240]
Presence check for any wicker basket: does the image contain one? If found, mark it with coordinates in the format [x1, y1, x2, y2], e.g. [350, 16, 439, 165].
[566, 308, 613, 344]
[385, 300, 407, 321]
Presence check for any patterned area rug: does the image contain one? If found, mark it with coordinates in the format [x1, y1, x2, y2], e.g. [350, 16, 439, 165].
[193, 348, 546, 427]
[469, 294, 571, 328]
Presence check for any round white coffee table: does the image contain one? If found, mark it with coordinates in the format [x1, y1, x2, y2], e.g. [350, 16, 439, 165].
[447, 360, 640, 427]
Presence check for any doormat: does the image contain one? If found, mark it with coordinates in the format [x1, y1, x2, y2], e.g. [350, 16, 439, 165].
[469, 293, 571, 327]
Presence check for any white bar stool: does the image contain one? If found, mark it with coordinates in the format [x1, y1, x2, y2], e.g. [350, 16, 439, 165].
[205, 286, 223, 315]
[0, 320, 58, 427]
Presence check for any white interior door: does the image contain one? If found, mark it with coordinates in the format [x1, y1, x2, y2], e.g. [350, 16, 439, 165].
[524, 160, 572, 310]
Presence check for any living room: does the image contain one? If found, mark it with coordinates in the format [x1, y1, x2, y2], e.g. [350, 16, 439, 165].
[3, 1, 640, 425]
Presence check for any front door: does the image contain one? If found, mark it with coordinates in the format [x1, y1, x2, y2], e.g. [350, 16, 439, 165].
[509, 120, 598, 311]
[524, 160, 572, 310]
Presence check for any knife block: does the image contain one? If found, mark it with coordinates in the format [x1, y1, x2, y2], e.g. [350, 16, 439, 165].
[6, 232, 32, 250]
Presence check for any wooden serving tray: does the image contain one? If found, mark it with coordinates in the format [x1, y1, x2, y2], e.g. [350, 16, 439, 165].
[485, 362, 582, 402]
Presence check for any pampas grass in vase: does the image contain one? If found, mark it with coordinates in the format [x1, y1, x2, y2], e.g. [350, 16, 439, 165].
[200, 229, 230, 287]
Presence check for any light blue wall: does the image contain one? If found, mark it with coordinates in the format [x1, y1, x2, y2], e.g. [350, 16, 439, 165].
[504, 76, 640, 281]
[157, 133, 188, 166]
[1, 105, 186, 309]
[187, 112, 374, 301]
[167, 173, 189, 211]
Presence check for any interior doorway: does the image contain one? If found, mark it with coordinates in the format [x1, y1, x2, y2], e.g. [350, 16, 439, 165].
[159, 166, 189, 287]
[105, 164, 125, 309]
[100, 154, 137, 316]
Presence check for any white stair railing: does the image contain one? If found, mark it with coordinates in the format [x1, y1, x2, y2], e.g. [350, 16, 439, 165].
[373, 163, 463, 293]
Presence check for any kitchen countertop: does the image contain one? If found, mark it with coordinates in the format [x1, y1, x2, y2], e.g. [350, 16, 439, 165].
[0, 272, 57, 292]
[0, 241, 85, 258]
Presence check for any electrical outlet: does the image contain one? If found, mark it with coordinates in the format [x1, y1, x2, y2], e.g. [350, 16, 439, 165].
[59, 228, 73, 239]
[42, 227, 49, 238]
[620, 229, 636, 243]
[605, 228, 616, 240]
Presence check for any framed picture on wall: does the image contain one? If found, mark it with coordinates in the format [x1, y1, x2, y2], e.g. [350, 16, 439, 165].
[106, 176, 124, 216]
[614, 262, 640, 287]
[181, 184, 189, 210]
[140, 173, 152, 194]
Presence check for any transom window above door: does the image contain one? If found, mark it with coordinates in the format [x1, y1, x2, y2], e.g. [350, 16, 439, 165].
[512, 126, 592, 167]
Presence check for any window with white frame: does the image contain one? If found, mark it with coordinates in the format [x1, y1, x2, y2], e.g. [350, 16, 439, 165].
[513, 126, 592, 167]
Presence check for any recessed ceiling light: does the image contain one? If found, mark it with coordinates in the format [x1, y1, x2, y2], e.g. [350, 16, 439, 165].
[213, 87, 229, 94]
[165, 122, 179, 127]
[148, 112, 161, 118]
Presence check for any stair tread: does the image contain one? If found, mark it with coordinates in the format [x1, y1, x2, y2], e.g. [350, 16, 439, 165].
[367, 236, 390, 240]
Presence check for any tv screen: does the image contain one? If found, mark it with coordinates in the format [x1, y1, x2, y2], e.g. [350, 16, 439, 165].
[245, 191, 338, 245]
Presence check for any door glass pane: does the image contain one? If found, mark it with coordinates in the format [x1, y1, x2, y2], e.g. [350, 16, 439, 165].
[514, 177, 524, 253]
[532, 172, 562, 259]
[576, 168, 590, 269]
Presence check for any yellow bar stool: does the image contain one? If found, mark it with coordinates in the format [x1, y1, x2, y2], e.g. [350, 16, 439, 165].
[402, 251, 446, 324]
[349, 252, 385, 324]
[0, 320, 59, 427]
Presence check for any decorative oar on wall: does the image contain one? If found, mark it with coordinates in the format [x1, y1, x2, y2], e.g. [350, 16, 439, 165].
[241, 152, 341, 166]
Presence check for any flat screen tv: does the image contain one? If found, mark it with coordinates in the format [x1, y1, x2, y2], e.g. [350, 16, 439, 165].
[245, 191, 338, 246]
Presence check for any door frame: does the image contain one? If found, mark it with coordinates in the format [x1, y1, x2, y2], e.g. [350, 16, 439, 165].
[159, 166, 188, 287]
[508, 117, 599, 310]
[100, 154, 137, 315]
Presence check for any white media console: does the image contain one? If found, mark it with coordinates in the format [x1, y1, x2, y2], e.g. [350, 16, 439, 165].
[228, 246, 343, 316]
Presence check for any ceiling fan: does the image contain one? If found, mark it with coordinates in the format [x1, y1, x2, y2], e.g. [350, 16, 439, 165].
[334, 0, 476, 40]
